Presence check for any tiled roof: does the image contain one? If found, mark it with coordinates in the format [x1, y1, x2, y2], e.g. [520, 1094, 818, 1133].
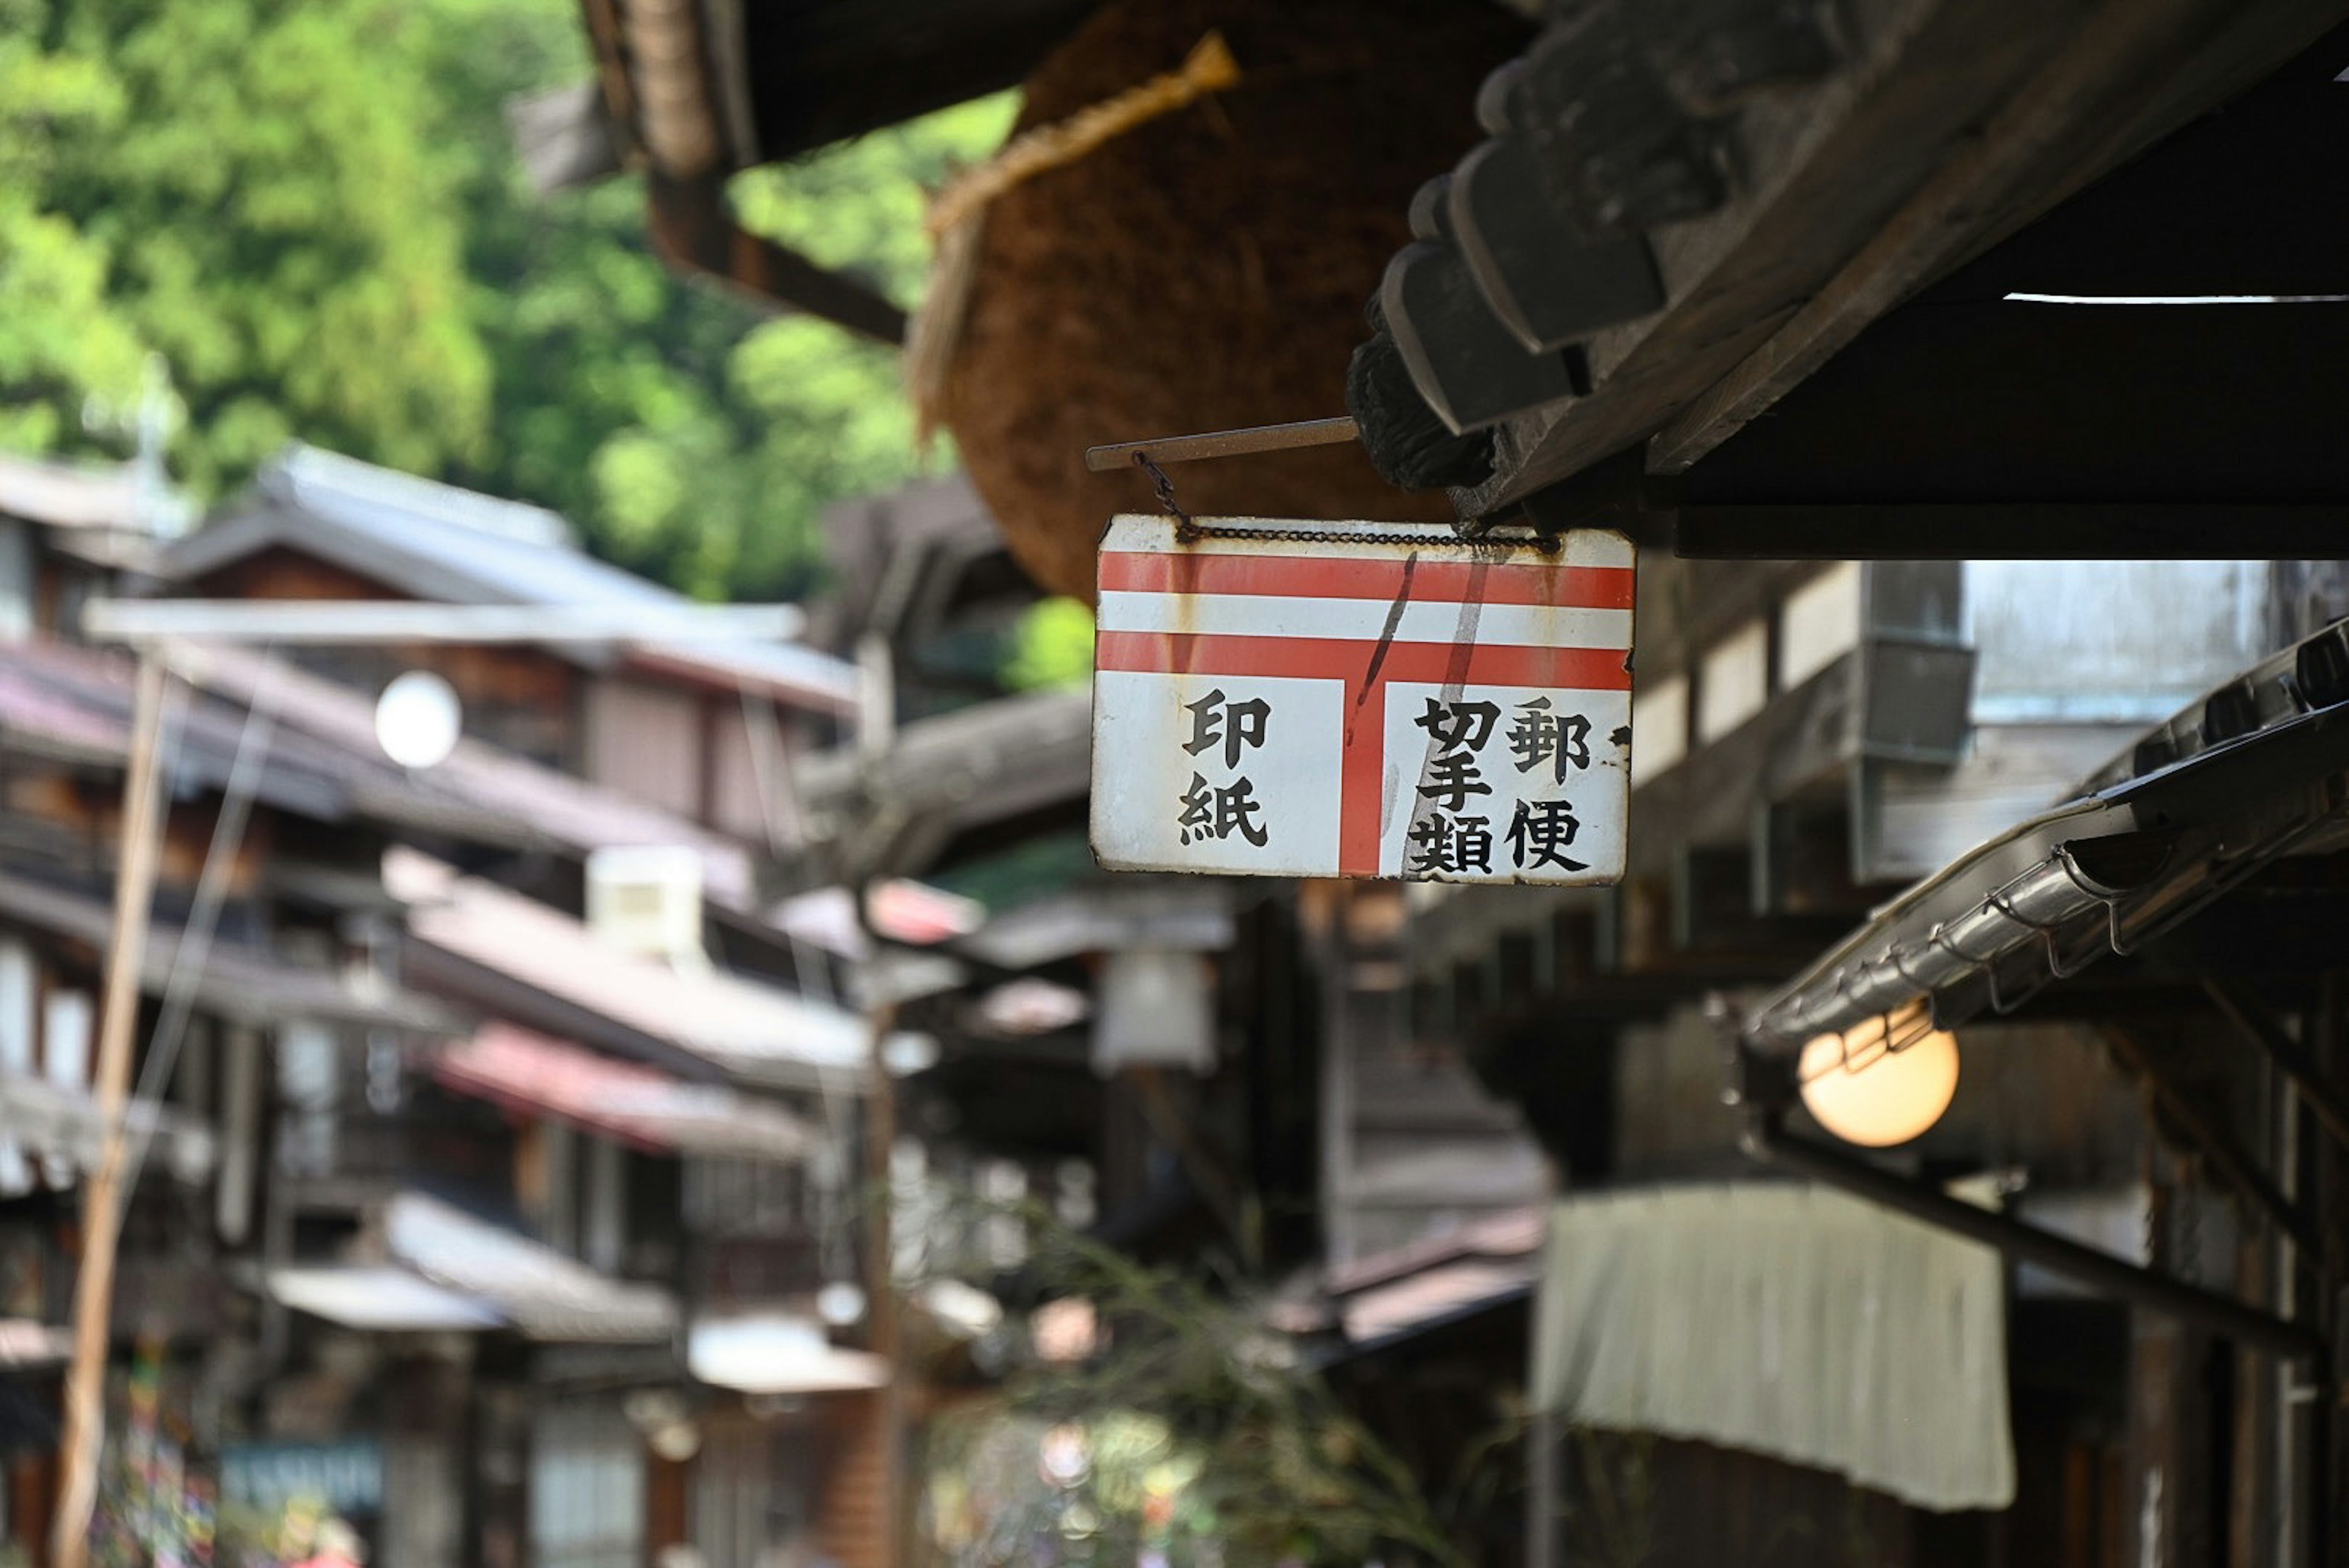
[158, 445, 856, 713]
[0, 868, 459, 1035]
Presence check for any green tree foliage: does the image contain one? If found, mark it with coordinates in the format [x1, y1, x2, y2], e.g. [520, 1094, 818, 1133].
[580, 94, 1012, 600]
[0, 0, 1012, 600]
[34, 0, 491, 492]
[0, 0, 177, 455]
[1004, 597, 1098, 692]
[922, 1211, 1475, 1568]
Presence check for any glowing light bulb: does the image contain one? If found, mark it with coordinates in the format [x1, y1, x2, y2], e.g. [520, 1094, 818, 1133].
[1797, 1007, 1960, 1148]
[374, 671, 462, 770]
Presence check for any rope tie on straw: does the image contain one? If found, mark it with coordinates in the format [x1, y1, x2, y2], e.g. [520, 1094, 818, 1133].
[904, 33, 1242, 446]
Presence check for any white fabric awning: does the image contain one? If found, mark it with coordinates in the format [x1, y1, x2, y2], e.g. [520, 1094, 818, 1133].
[387, 1193, 678, 1343]
[687, 1312, 888, 1394]
[1534, 1183, 2015, 1512]
[267, 1266, 505, 1332]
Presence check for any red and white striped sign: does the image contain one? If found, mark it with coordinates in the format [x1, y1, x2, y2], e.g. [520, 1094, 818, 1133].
[1091, 516, 1635, 882]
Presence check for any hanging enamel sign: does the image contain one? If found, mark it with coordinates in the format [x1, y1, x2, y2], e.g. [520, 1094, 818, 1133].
[1091, 516, 1634, 883]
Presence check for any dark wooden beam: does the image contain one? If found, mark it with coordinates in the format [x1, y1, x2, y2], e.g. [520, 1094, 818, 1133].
[1649, 0, 2349, 475]
[740, 0, 1097, 162]
[2203, 980, 2349, 1157]
[1673, 296, 2349, 510]
[1455, 0, 2345, 514]
[1748, 1115, 2326, 1360]
[647, 173, 908, 345]
[1451, 0, 2091, 514]
[1627, 653, 1854, 878]
[2102, 1022, 2320, 1257]
[1671, 503, 2349, 560]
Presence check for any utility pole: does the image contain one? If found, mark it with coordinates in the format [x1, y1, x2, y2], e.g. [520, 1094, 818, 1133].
[53, 653, 173, 1568]
[864, 992, 904, 1567]
[853, 632, 908, 1567]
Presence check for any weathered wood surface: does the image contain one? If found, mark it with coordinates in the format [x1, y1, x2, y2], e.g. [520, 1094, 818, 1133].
[1650, 0, 2349, 476]
[1452, 0, 2085, 512]
[1624, 652, 1855, 882]
[1455, 0, 2347, 515]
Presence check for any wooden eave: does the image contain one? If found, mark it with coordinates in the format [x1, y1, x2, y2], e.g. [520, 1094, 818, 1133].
[1427, 2, 2349, 536]
[1666, 31, 2349, 551]
[570, 0, 910, 342]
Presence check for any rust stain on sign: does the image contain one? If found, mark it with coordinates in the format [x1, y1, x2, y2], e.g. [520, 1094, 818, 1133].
[1354, 551, 1418, 727]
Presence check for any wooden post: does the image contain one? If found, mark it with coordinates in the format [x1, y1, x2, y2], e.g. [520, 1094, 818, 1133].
[864, 993, 902, 1568]
[53, 653, 173, 1568]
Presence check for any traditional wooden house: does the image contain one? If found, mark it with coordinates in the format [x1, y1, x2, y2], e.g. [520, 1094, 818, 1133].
[1345, 551, 2349, 1567]
[148, 445, 856, 844]
[0, 459, 910, 1568]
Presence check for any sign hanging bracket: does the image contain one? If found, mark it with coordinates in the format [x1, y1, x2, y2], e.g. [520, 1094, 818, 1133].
[1083, 415, 1360, 474]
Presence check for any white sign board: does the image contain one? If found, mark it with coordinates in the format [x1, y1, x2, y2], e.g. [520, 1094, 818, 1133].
[1091, 517, 1634, 883]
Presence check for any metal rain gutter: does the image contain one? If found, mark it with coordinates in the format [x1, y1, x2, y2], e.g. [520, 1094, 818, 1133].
[1745, 615, 2349, 1053]
[1746, 810, 2158, 1049]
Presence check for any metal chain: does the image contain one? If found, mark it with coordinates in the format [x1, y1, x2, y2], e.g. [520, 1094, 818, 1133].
[1132, 451, 1200, 543]
[1178, 521, 1549, 549]
[1127, 450, 1553, 551]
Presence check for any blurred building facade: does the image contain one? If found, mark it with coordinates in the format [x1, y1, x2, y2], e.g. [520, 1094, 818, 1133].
[0, 450, 889, 1568]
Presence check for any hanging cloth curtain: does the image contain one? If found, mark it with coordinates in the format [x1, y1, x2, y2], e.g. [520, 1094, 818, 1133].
[1532, 1181, 2015, 1512]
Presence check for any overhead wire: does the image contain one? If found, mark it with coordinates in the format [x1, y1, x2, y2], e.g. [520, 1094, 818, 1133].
[114, 653, 280, 1212]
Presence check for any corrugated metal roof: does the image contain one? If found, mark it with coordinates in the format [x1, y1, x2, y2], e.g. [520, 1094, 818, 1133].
[159, 444, 856, 712]
[389, 850, 871, 1091]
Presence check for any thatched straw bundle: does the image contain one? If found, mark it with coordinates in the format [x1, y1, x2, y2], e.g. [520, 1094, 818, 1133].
[935, 0, 1534, 600]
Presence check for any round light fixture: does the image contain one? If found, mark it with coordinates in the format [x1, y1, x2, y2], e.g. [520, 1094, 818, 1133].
[374, 671, 462, 770]
[649, 1420, 702, 1463]
[880, 1031, 941, 1077]
[1797, 1009, 1960, 1148]
[815, 1280, 867, 1327]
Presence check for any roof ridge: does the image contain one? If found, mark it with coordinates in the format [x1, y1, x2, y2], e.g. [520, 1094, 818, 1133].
[269, 443, 577, 550]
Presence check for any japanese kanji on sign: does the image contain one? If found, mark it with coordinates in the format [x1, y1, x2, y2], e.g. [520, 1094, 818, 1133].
[1091, 517, 1634, 883]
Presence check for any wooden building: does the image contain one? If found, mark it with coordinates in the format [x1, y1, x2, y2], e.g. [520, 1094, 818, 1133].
[151, 445, 855, 842]
[0, 463, 900, 1568]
